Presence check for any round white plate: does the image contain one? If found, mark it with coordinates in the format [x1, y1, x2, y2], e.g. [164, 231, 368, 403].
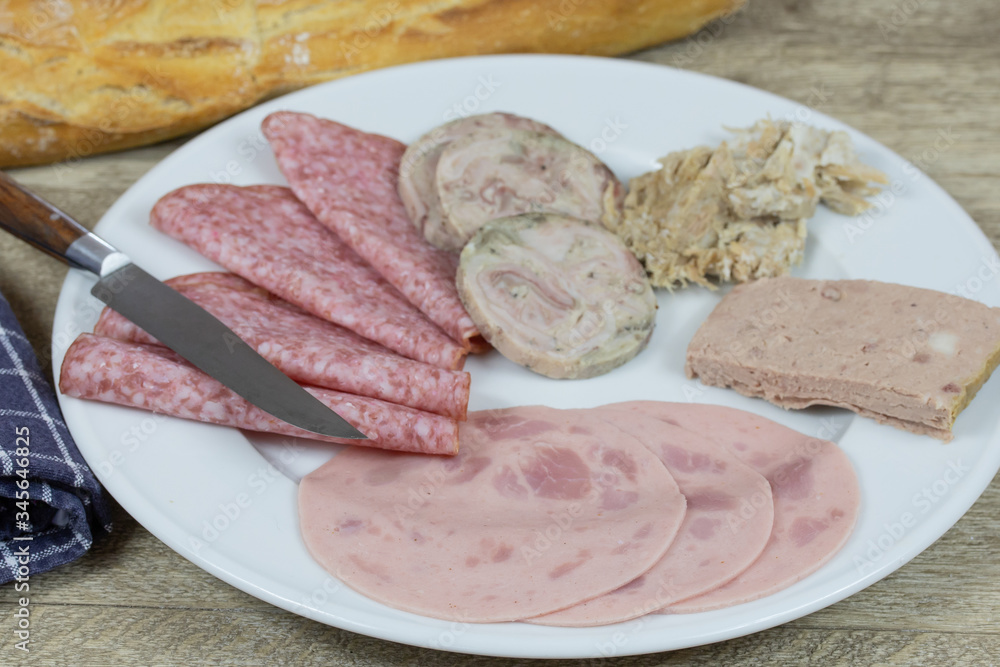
[53, 55, 1000, 658]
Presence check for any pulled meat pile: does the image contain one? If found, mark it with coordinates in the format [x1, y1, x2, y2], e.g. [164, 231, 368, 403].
[612, 120, 888, 289]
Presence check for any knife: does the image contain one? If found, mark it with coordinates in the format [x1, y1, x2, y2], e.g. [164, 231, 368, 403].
[0, 171, 367, 440]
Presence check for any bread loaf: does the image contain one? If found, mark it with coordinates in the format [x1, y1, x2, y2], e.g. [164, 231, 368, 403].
[0, 0, 742, 167]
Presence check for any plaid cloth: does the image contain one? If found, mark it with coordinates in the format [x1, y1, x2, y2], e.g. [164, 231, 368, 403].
[0, 290, 112, 583]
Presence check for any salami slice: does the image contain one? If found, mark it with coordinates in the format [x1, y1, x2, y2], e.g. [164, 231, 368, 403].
[609, 401, 860, 613]
[149, 184, 465, 369]
[297, 406, 687, 623]
[93, 272, 470, 420]
[529, 411, 773, 626]
[262, 111, 482, 349]
[397, 112, 562, 250]
[59, 334, 459, 455]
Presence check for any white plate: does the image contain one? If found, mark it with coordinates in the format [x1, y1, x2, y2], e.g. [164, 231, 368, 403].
[53, 55, 1000, 658]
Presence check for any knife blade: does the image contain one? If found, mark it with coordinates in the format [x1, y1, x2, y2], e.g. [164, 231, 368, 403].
[0, 170, 367, 440]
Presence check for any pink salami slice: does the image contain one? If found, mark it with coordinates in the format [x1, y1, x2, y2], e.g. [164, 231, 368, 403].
[149, 184, 465, 370]
[262, 111, 483, 349]
[297, 406, 687, 623]
[93, 272, 470, 420]
[529, 411, 773, 626]
[609, 401, 860, 613]
[59, 334, 459, 455]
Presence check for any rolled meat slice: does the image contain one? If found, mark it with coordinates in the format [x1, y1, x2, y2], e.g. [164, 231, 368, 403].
[93, 272, 471, 420]
[436, 128, 624, 248]
[457, 213, 657, 379]
[262, 112, 483, 349]
[529, 411, 774, 626]
[297, 406, 687, 623]
[59, 334, 459, 455]
[608, 401, 860, 613]
[149, 184, 466, 370]
[397, 112, 562, 250]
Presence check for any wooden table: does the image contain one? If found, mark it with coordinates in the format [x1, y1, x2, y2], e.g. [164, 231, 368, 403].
[2, 0, 999, 664]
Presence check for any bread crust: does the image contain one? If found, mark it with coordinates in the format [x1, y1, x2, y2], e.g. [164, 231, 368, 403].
[0, 0, 742, 167]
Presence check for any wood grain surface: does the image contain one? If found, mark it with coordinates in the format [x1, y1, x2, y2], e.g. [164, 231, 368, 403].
[2, 0, 999, 664]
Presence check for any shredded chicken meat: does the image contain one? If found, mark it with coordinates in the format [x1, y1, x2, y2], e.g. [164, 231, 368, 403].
[612, 120, 888, 289]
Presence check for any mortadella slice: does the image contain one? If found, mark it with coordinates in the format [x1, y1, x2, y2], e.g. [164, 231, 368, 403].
[150, 184, 465, 370]
[262, 111, 483, 350]
[608, 401, 860, 613]
[529, 412, 773, 627]
[94, 272, 470, 420]
[297, 406, 687, 623]
[59, 334, 459, 455]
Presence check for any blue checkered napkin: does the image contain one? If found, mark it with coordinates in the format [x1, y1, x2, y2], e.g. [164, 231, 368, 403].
[0, 291, 112, 583]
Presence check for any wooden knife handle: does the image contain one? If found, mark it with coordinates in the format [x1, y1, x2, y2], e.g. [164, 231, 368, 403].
[0, 170, 92, 267]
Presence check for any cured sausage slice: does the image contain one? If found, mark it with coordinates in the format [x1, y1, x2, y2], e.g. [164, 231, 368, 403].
[261, 112, 482, 349]
[457, 213, 657, 379]
[149, 184, 466, 370]
[435, 128, 624, 249]
[529, 411, 773, 626]
[297, 406, 686, 622]
[609, 401, 860, 613]
[397, 112, 561, 250]
[93, 272, 471, 420]
[59, 334, 459, 455]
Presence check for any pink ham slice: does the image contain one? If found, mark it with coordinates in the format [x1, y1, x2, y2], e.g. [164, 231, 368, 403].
[262, 111, 483, 350]
[93, 272, 470, 420]
[150, 184, 466, 370]
[297, 406, 687, 623]
[528, 411, 773, 627]
[609, 401, 860, 613]
[59, 334, 459, 455]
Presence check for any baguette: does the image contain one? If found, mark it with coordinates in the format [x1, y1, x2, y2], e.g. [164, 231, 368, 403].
[0, 0, 743, 167]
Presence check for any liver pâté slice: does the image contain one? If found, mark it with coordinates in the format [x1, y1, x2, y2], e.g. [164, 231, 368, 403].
[685, 276, 1000, 440]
